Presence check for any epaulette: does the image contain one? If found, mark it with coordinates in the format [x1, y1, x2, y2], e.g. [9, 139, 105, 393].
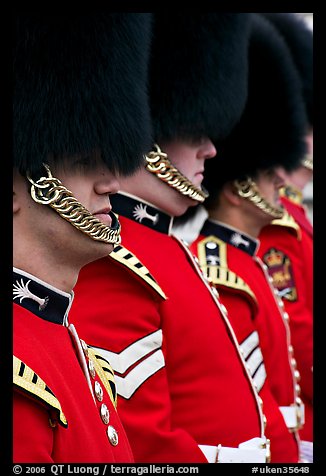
[271, 210, 301, 240]
[109, 245, 166, 300]
[87, 346, 118, 408]
[197, 235, 257, 304]
[13, 356, 67, 427]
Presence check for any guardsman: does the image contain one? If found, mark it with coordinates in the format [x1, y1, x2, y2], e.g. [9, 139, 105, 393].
[257, 13, 313, 461]
[13, 13, 152, 462]
[72, 13, 287, 463]
[190, 14, 308, 462]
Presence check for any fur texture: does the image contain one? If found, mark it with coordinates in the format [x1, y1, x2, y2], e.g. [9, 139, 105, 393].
[13, 13, 153, 176]
[203, 14, 307, 203]
[261, 13, 313, 126]
[149, 13, 251, 144]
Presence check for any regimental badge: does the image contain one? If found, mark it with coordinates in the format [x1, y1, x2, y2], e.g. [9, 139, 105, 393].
[262, 248, 297, 302]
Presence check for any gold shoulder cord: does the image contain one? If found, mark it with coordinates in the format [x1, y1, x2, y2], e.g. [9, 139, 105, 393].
[234, 177, 284, 219]
[145, 144, 209, 203]
[27, 164, 121, 245]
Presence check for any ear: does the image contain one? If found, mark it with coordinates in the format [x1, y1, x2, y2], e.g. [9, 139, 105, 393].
[222, 181, 242, 206]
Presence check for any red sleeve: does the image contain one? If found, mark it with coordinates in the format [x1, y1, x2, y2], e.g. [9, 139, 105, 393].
[258, 227, 313, 402]
[13, 391, 55, 463]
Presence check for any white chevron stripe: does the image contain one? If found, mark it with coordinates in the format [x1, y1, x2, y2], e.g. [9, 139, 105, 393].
[91, 329, 163, 374]
[240, 331, 266, 393]
[246, 347, 264, 375]
[253, 361, 267, 393]
[115, 349, 165, 399]
[240, 331, 259, 359]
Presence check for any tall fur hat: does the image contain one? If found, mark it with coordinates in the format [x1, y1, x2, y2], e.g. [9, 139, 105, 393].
[261, 13, 313, 126]
[203, 14, 307, 203]
[13, 13, 153, 177]
[149, 13, 251, 144]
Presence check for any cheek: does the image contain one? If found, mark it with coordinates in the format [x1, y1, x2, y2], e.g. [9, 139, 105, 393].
[173, 158, 194, 177]
[58, 177, 89, 204]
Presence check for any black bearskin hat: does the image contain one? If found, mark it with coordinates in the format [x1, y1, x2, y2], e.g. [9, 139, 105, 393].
[149, 13, 251, 145]
[260, 13, 313, 126]
[203, 14, 307, 204]
[13, 13, 153, 177]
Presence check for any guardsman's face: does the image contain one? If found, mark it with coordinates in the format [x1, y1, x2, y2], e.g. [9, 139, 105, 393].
[254, 168, 285, 208]
[275, 164, 312, 193]
[13, 156, 121, 265]
[160, 138, 217, 189]
[54, 156, 120, 230]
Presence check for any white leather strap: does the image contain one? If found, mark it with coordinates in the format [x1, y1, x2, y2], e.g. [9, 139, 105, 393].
[198, 445, 219, 463]
[279, 403, 305, 430]
[300, 440, 313, 463]
[199, 437, 269, 463]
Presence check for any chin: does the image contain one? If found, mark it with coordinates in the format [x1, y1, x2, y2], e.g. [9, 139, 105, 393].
[83, 239, 115, 264]
[173, 198, 196, 217]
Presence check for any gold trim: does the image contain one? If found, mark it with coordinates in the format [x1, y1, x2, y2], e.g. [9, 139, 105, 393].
[87, 347, 117, 408]
[13, 356, 67, 427]
[271, 211, 301, 240]
[197, 235, 227, 269]
[301, 154, 313, 171]
[109, 245, 167, 300]
[145, 144, 209, 203]
[234, 178, 284, 219]
[27, 164, 121, 245]
[197, 236, 257, 302]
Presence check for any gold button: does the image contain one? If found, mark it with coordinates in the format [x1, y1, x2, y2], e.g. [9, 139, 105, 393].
[80, 340, 89, 356]
[263, 414, 267, 429]
[212, 287, 219, 297]
[88, 359, 96, 379]
[221, 304, 228, 315]
[294, 370, 301, 381]
[100, 403, 110, 424]
[107, 425, 119, 446]
[296, 396, 303, 406]
[95, 381, 103, 402]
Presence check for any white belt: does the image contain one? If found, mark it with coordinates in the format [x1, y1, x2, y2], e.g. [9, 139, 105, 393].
[279, 403, 305, 431]
[199, 437, 270, 463]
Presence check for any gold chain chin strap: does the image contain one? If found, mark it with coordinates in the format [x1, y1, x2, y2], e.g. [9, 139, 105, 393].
[26, 164, 121, 245]
[301, 154, 313, 172]
[234, 177, 284, 219]
[145, 144, 209, 203]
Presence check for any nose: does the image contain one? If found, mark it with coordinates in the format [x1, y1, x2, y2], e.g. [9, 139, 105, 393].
[94, 170, 120, 196]
[197, 138, 217, 161]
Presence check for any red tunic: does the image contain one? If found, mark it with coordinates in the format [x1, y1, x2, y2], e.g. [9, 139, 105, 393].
[191, 220, 302, 462]
[70, 193, 268, 463]
[281, 191, 313, 241]
[258, 207, 313, 442]
[13, 268, 133, 463]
